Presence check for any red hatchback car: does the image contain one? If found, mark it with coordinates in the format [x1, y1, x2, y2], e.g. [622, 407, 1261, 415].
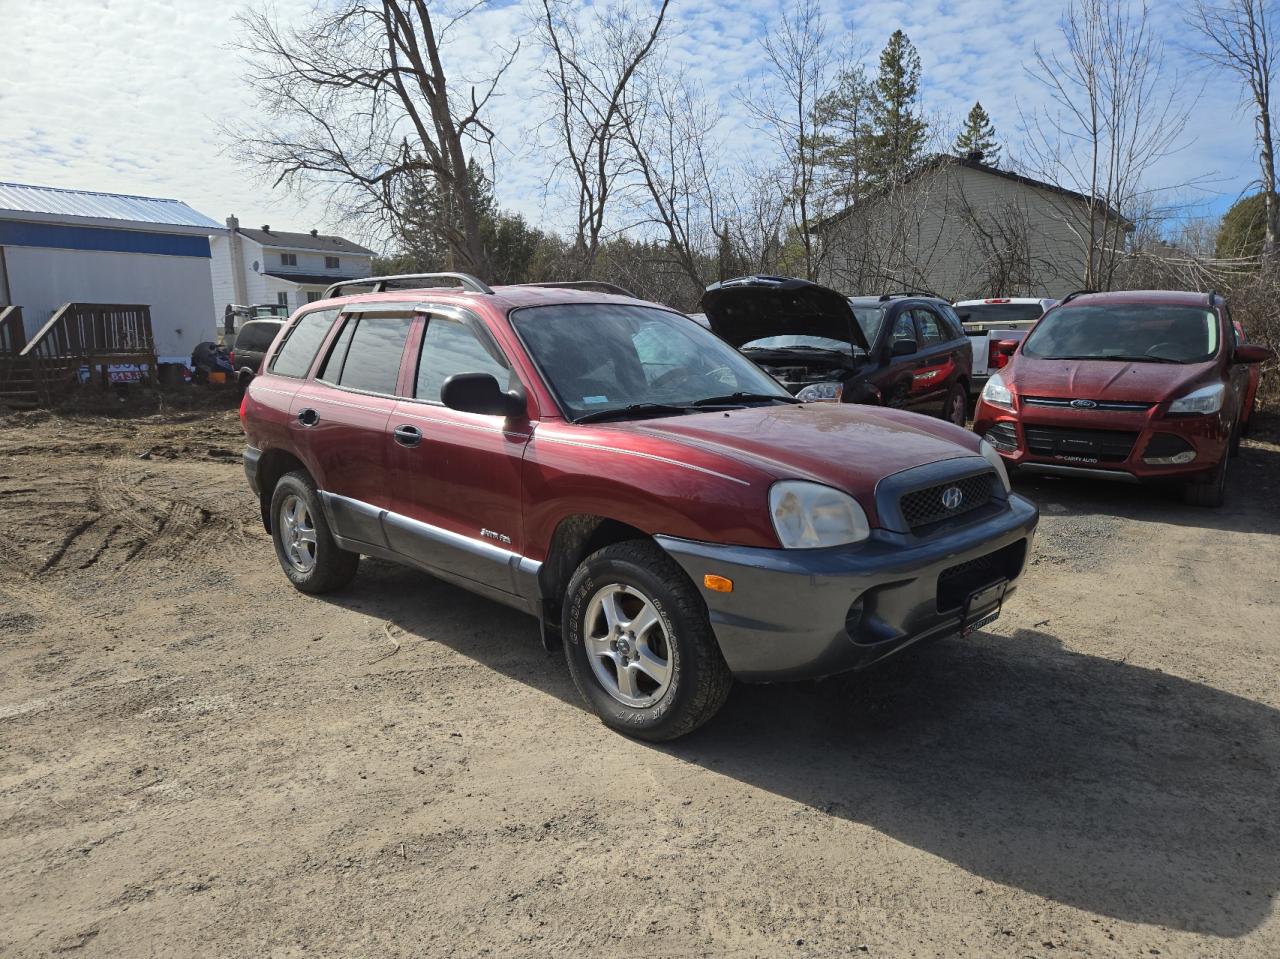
[242, 274, 1038, 739]
[973, 290, 1273, 506]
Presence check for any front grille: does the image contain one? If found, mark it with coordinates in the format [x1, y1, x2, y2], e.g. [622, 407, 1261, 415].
[899, 472, 995, 530]
[1024, 426, 1138, 462]
[937, 540, 1028, 612]
[1024, 396, 1154, 412]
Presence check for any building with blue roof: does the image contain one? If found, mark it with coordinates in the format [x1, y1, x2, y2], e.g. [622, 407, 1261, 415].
[0, 182, 224, 361]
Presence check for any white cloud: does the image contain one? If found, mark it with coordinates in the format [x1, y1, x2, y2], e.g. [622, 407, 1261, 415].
[0, 0, 1259, 252]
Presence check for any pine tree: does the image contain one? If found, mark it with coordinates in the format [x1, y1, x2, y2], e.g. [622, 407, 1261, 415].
[867, 30, 929, 183]
[954, 101, 1001, 166]
[812, 63, 875, 205]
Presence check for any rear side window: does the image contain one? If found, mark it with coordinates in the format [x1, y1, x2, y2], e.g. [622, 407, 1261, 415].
[319, 314, 414, 394]
[415, 317, 509, 402]
[271, 309, 337, 378]
[236, 322, 281, 352]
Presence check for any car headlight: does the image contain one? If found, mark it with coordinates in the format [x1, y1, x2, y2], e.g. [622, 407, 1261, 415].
[1167, 383, 1224, 415]
[979, 439, 1012, 493]
[769, 480, 870, 548]
[981, 372, 1014, 408]
[796, 381, 843, 403]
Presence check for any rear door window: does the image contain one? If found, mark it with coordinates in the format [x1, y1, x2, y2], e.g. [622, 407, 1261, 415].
[317, 314, 414, 394]
[891, 312, 916, 351]
[415, 317, 510, 402]
[913, 308, 947, 346]
[270, 309, 337, 378]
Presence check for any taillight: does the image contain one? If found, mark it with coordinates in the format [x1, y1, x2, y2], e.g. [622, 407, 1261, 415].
[989, 342, 1008, 369]
[229, 350, 235, 366]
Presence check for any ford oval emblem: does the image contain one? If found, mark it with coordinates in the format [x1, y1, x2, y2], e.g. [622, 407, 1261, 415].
[1070, 398, 1098, 409]
[941, 486, 964, 510]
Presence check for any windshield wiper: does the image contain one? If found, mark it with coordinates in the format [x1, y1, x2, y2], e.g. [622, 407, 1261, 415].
[573, 402, 693, 424]
[1046, 353, 1184, 364]
[689, 392, 801, 407]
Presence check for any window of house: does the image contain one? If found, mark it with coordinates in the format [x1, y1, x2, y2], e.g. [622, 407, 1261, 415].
[415, 317, 510, 403]
[318, 314, 414, 394]
[276, 291, 289, 308]
[270, 309, 338, 378]
[325, 256, 339, 269]
[281, 253, 297, 267]
[306, 291, 322, 303]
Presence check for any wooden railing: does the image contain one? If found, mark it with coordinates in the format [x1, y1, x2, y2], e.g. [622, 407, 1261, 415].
[0, 305, 25, 355]
[20, 303, 155, 361]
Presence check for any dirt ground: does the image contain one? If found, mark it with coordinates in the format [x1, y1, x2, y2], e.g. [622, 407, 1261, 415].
[2, 392, 1279, 959]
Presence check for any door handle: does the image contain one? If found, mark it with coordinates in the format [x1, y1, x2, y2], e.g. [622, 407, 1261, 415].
[393, 425, 423, 448]
[297, 408, 320, 427]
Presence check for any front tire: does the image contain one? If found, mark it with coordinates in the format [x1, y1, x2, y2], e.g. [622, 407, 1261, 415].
[270, 470, 360, 593]
[562, 540, 732, 741]
[942, 381, 968, 426]
[1182, 451, 1228, 508]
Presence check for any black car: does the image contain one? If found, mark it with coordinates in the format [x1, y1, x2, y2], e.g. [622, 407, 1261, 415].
[230, 319, 286, 392]
[700, 276, 973, 425]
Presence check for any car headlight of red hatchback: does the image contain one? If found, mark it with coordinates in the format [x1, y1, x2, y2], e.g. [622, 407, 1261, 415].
[769, 480, 871, 548]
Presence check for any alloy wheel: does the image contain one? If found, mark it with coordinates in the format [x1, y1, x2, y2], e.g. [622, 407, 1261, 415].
[584, 583, 673, 708]
[279, 494, 318, 573]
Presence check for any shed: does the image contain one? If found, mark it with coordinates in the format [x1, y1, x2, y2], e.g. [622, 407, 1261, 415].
[0, 182, 222, 362]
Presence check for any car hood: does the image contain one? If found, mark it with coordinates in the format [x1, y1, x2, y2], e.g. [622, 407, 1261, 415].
[1008, 356, 1217, 403]
[625, 402, 980, 504]
[700, 277, 871, 352]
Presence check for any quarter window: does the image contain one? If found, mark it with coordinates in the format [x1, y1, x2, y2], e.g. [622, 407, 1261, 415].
[270, 309, 337, 378]
[415, 317, 509, 403]
[892, 313, 916, 349]
[319, 314, 414, 394]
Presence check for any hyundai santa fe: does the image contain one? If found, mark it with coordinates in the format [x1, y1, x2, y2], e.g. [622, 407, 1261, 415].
[973, 290, 1273, 507]
[241, 273, 1039, 740]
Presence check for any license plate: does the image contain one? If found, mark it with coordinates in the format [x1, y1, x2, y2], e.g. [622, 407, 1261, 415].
[962, 579, 1008, 636]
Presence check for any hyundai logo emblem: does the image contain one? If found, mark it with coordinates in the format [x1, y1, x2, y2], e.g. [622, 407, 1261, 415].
[1070, 398, 1098, 409]
[941, 486, 964, 510]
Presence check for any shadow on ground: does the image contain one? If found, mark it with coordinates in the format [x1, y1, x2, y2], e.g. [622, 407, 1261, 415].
[328, 563, 1280, 938]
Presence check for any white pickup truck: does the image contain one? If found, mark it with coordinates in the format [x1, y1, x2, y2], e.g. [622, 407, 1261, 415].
[953, 297, 1056, 395]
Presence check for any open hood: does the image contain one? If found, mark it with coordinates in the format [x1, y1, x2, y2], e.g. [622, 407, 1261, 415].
[700, 276, 871, 353]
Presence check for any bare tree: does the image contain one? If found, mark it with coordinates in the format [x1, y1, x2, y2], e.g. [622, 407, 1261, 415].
[232, 1, 519, 277]
[1022, 0, 1193, 289]
[537, 0, 671, 277]
[740, 0, 835, 280]
[1187, 0, 1279, 260]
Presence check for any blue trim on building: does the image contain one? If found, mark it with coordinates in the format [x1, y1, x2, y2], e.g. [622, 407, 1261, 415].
[0, 221, 211, 258]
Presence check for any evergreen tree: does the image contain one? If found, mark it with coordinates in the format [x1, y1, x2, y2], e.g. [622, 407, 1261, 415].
[954, 101, 1001, 166]
[812, 63, 875, 205]
[1216, 192, 1267, 260]
[867, 30, 929, 183]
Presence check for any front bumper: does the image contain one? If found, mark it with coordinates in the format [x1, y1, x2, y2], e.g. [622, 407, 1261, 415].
[656, 494, 1038, 682]
[973, 400, 1230, 483]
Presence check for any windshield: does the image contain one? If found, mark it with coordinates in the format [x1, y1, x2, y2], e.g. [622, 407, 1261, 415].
[1023, 304, 1220, 364]
[957, 303, 1045, 325]
[512, 304, 793, 421]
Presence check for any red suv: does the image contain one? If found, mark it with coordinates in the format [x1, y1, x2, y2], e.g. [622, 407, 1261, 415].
[241, 274, 1039, 740]
[973, 290, 1273, 506]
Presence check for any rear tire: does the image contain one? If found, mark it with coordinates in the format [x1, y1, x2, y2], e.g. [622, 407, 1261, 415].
[942, 382, 968, 426]
[562, 540, 732, 741]
[1182, 451, 1228, 508]
[270, 470, 359, 593]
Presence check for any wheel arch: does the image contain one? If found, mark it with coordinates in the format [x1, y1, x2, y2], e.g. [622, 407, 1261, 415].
[256, 447, 310, 532]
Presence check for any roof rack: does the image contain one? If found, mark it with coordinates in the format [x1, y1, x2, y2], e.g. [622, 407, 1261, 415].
[523, 280, 637, 297]
[1207, 289, 1219, 306]
[878, 289, 943, 301]
[322, 272, 494, 299]
[1058, 289, 1095, 305]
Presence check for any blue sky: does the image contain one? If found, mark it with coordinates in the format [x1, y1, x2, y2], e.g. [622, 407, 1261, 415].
[0, 0, 1260, 249]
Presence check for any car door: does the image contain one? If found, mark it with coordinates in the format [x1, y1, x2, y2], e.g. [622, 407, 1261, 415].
[906, 306, 958, 415]
[289, 306, 416, 547]
[384, 309, 534, 599]
[875, 307, 930, 413]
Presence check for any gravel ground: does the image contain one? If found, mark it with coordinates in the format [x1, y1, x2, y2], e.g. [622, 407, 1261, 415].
[1, 396, 1278, 958]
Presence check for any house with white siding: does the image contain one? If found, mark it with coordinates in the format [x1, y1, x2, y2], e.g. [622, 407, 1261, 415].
[815, 154, 1133, 300]
[0, 182, 221, 361]
[209, 217, 375, 329]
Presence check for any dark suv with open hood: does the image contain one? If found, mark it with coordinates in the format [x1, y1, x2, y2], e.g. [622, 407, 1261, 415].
[701, 276, 973, 425]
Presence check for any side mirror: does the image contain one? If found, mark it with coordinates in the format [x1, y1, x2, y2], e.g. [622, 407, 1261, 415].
[440, 372, 526, 418]
[892, 338, 918, 356]
[1234, 344, 1275, 365]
